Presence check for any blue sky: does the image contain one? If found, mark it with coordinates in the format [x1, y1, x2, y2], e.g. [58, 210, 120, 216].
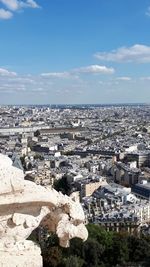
[0, 0, 150, 104]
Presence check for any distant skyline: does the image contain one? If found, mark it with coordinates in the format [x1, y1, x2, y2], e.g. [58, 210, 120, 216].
[1, 0, 150, 104]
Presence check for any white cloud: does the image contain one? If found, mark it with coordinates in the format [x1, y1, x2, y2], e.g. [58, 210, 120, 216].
[0, 0, 40, 10]
[95, 44, 150, 63]
[32, 87, 44, 92]
[41, 72, 71, 79]
[0, 8, 13, 19]
[140, 76, 150, 81]
[41, 64, 115, 78]
[0, 72, 46, 94]
[0, 0, 19, 11]
[116, 76, 131, 81]
[0, 68, 17, 76]
[73, 64, 115, 74]
[20, 0, 40, 9]
[0, 0, 40, 19]
[146, 6, 150, 16]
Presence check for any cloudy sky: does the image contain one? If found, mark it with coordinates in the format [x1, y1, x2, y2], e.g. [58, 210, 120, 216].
[0, 0, 150, 104]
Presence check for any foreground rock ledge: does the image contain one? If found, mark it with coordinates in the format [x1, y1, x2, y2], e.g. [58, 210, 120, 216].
[0, 154, 88, 267]
[0, 241, 42, 267]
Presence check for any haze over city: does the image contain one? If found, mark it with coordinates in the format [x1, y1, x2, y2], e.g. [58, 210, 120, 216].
[1, 0, 150, 104]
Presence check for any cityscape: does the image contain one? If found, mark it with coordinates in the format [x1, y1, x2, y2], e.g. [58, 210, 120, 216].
[0, 104, 150, 232]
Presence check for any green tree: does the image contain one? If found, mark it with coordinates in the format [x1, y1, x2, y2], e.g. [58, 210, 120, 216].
[69, 238, 83, 258]
[128, 235, 150, 264]
[33, 223, 150, 267]
[82, 237, 105, 267]
[34, 153, 44, 160]
[54, 175, 71, 195]
[106, 232, 129, 267]
[62, 255, 84, 267]
[87, 224, 113, 248]
[43, 246, 62, 267]
[34, 130, 40, 137]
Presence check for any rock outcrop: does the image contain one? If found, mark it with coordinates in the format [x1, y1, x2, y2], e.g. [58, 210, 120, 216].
[0, 154, 88, 266]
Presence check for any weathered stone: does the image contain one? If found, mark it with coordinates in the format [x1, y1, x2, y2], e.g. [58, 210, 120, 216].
[0, 154, 88, 267]
[0, 241, 42, 267]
